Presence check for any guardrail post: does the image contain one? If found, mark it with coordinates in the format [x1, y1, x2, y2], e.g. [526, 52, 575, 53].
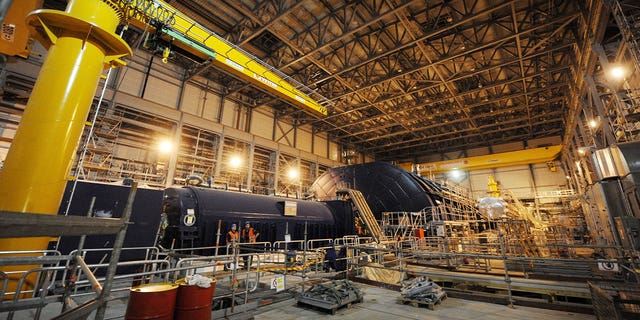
[95, 183, 138, 320]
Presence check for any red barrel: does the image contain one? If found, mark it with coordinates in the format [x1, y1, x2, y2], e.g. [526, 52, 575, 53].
[125, 283, 178, 320]
[174, 278, 216, 320]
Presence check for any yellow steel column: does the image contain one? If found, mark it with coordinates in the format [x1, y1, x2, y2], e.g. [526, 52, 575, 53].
[0, 0, 131, 296]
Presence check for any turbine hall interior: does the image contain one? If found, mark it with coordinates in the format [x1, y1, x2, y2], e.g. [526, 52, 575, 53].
[0, 1, 639, 319]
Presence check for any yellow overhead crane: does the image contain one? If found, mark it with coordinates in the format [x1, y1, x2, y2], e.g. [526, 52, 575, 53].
[124, 0, 329, 117]
[398, 145, 563, 175]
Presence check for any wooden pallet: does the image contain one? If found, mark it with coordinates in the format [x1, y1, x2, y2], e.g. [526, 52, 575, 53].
[399, 294, 447, 310]
[297, 296, 364, 315]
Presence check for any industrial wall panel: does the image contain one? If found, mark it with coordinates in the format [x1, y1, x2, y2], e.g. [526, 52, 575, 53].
[275, 120, 294, 146]
[238, 107, 249, 132]
[495, 165, 533, 196]
[254, 135, 278, 150]
[6, 51, 42, 78]
[151, 61, 184, 83]
[182, 113, 223, 133]
[223, 125, 252, 143]
[202, 94, 221, 122]
[318, 157, 336, 167]
[296, 128, 313, 153]
[114, 144, 145, 162]
[279, 144, 299, 157]
[315, 135, 328, 158]
[180, 83, 201, 115]
[531, 162, 567, 188]
[118, 68, 144, 96]
[329, 141, 339, 161]
[222, 100, 239, 127]
[250, 110, 274, 139]
[143, 76, 180, 108]
[299, 149, 316, 163]
[111, 91, 181, 121]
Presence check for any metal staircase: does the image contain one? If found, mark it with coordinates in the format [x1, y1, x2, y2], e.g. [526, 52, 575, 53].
[337, 189, 387, 243]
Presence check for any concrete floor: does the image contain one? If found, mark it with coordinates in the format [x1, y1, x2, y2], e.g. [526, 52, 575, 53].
[2, 283, 595, 320]
[256, 285, 595, 320]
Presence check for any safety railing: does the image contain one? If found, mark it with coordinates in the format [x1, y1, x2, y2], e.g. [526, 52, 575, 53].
[307, 238, 334, 250]
[226, 241, 272, 256]
[69, 246, 159, 262]
[175, 253, 260, 292]
[0, 250, 238, 319]
[0, 250, 65, 300]
[273, 240, 305, 251]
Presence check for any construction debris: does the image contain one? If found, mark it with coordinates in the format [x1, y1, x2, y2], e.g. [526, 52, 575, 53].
[400, 276, 447, 309]
[297, 280, 364, 314]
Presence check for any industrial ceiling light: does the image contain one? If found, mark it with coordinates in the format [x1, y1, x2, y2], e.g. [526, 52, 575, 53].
[157, 139, 173, 153]
[589, 119, 598, 128]
[449, 169, 463, 180]
[230, 155, 242, 168]
[287, 168, 299, 180]
[609, 65, 627, 80]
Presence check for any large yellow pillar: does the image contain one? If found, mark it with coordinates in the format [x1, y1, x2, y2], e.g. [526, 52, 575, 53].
[0, 0, 131, 295]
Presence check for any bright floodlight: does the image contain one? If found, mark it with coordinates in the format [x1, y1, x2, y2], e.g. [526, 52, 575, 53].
[589, 119, 598, 128]
[158, 139, 173, 153]
[609, 65, 627, 80]
[288, 168, 299, 180]
[449, 169, 462, 179]
[230, 156, 242, 168]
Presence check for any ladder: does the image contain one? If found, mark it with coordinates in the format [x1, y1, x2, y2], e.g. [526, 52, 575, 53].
[337, 189, 387, 243]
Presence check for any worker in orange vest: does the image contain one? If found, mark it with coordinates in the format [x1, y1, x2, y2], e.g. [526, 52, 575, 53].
[241, 222, 259, 269]
[227, 224, 239, 251]
[241, 222, 260, 243]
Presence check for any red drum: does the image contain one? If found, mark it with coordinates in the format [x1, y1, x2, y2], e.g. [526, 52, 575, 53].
[125, 283, 178, 320]
[174, 278, 216, 320]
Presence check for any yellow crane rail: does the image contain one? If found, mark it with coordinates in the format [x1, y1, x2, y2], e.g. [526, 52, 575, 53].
[117, 0, 328, 117]
[399, 145, 563, 174]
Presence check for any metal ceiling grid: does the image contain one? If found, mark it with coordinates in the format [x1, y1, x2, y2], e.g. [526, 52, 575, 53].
[172, 0, 585, 161]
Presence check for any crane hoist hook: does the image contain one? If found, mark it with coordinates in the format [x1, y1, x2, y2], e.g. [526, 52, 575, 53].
[162, 46, 170, 63]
